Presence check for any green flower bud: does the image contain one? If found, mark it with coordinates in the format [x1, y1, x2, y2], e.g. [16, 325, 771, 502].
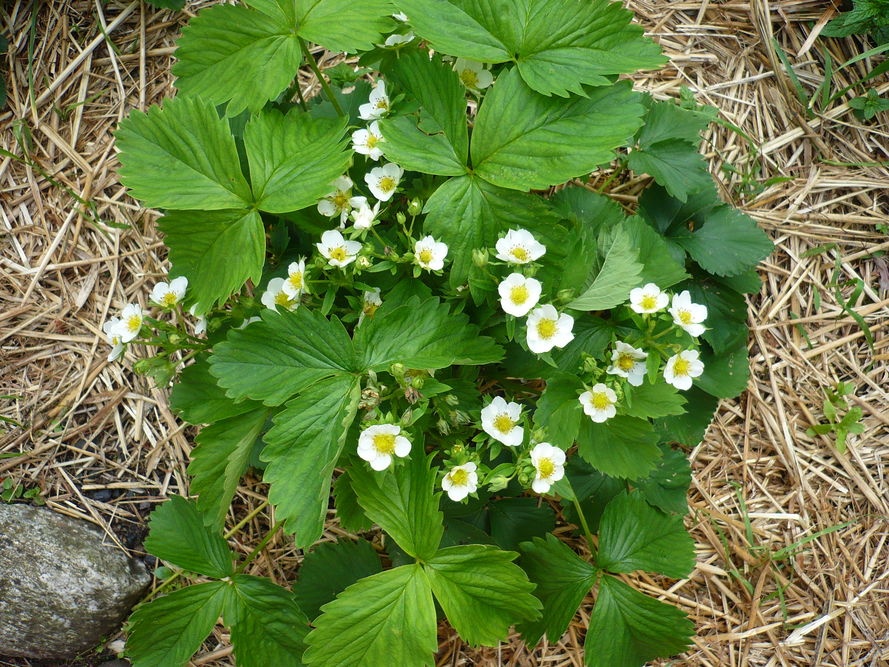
[556, 288, 575, 303]
[407, 198, 423, 216]
[396, 212, 407, 225]
[471, 248, 489, 268]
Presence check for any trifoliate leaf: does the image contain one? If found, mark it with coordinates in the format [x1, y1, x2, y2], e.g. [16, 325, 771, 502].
[261, 375, 361, 547]
[355, 295, 503, 370]
[623, 382, 687, 419]
[116, 96, 252, 210]
[159, 209, 264, 313]
[244, 110, 350, 213]
[472, 70, 644, 190]
[568, 227, 643, 311]
[518, 534, 597, 646]
[422, 174, 562, 286]
[350, 452, 443, 561]
[671, 206, 774, 277]
[686, 278, 748, 356]
[627, 138, 713, 202]
[379, 50, 469, 176]
[293, 540, 382, 621]
[636, 99, 711, 147]
[333, 470, 374, 533]
[696, 342, 750, 399]
[633, 445, 691, 515]
[488, 497, 556, 551]
[586, 575, 694, 667]
[171, 358, 263, 425]
[424, 545, 541, 646]
[188, 408, 270, 530]
[596, 491, 695, 578]
[126, 581, 228, 667]
[225, 575, 310, 667]
[209, 308, 356, 406]
[620, 216, 689, 289]
[535, 373, 584, 449]
[637, 182, 721, 236]
[304, 564, 437, 667]
[143, 495, 235, 578]
[395, 0, 664, 96]
[577, 416, 661, 480]
[654, 386, 718, 446]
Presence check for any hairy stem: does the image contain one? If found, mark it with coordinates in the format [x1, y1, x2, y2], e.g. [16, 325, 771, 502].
[572, 497, 597, 557]
[299, 37, 344, 117]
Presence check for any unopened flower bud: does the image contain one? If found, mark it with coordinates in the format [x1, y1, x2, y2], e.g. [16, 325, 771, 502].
[471, 248, 489, 268]
[556, 288, 575, 303]
[396, 212, 407, 225]
[407, 198, 423, 216]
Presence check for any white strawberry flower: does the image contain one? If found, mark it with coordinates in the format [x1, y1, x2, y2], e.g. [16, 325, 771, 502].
[150, 276, 188, 308]
[629, 282, 669, 314]
[497, 273, 541, 317]
[317, 229, 362, 268]
[188, 305, 207, 336]
[359, 287, 382, 325]
[365, 162, 403, 202]
[282, 259, 307, 298]
[578, 383, 617, 423]
[480, 396, 524, 447]
[352, 121, 385, 161]
[102, 317, 125, 362]
[526, 304, 574, 354]
[359, 80, 390, 121]
[357, 424, 411, 471]
[664, 349, 705, 390]
[606, 341, 648, 387]
[261, 277, 299, 311]
[441, 462, 478, 502]
[317, 176, 355, 225]
[116, 303, 144, 343]
[495, 229, 546, 264]
[349, 196, 381, 230]
[669, 291, 708, 337]
[383, 32, 414, 47]
[529, 443, 566, 494]
[454, 58, 493, 91]
[414, 235, 448, 271]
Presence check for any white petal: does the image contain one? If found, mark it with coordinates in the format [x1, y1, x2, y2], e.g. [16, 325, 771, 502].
[531, 478, 551, 494]
[394, 436, 412, 457]
[370, 454, 392, 471]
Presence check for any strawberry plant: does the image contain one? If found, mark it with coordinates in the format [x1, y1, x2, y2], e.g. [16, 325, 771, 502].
[112, 1, 773, 665]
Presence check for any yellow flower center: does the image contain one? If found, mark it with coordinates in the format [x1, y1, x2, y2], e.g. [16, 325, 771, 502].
[537, 458, 555, 479]
[378, 176, 396, 193]
[640, 294, 657, 310]
[161, 291, 178, 307]
[126, 315, 142, 333]
[274, 291, 293, 307]
[372, 433, 396, 455]
[536, 318, 557, 340]
[375, 99, 389, 111]
[329, 247, 348, 261]
[288, 271, 304, 290]
[363, 302, 379, 317]
[333, 192, 350, 210]
[511, 246, 529, 262]
[493, 414, 514, 434]
[111, 335, 120, 346]
[591, 392, 610, 410]
[617, 353, 635, 371]
[418, 249, 433, 265]
[673, 357, 690, 376]
[366, 135, 379, 149]
[678, 309, 693, 325]
[510, 284, 529, 305]
[459, 69, 479, 88]
[449, 468, 469, 486]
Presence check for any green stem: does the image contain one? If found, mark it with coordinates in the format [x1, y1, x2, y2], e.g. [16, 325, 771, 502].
[596, 158, 627, 194]
[299, 37, 344, 117]
[235, 521, 284, 574]
[572, 497, 597, 557]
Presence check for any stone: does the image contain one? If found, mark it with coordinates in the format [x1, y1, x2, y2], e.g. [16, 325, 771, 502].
[0, 503, 151, 660]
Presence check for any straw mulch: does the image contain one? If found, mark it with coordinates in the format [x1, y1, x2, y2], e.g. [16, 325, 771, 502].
[1, 1, 888, 665]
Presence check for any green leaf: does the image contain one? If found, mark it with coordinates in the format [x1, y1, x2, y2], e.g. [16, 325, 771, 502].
[209, 308, 356, 406]
[422, 174, 561, 285]
[380, 50, 469, 176]
[146, 0, 185, 8]
[171, 359, 262, 424]
[686, 278, 748, 356]
[577, 416, 661, 480]
[560, 457, 625, 532]
[143, 495, 235, 578]
[637, 99, 711, 147]
[172, 5, 302, 116]
[225, 575, 310, 667]
[304, 564, 437, 667]
[355, 295, 503, 370]
[697, 343, 749, 399]
[617, 215, 689, 289]
[488, 497, 556, 551]
[623, 382, 686, 419]
[472, 70, 643, 190]
[672, 206, 773, 277]
[518, 534, 597, 646]
[270, 0, 395, 53]
[116, 96, 252, 210]
[188, 408, 269, 530]
[293, 540, 383, 621]
[627, 139, 713, 202]
[262, 375, 361, 547]
[654, 386, 718, 446]
[535, 373, 584, 449]
[586, 575, 693, 667]
[424, 545, 541, 646]
[596, 491, 695, 578]
[568, 227, 643, 311]
[159, 209, 264, 313]
[333, 470, 374, 532]
[126, 582, 228, 667]
[350, 452, 443, 560]
[634, 445, 691, 515]
[395, 0, 663, 96]
[245, 110, 351, 213]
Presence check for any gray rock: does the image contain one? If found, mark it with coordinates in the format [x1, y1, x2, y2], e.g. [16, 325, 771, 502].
[0, 503, 150, 660]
